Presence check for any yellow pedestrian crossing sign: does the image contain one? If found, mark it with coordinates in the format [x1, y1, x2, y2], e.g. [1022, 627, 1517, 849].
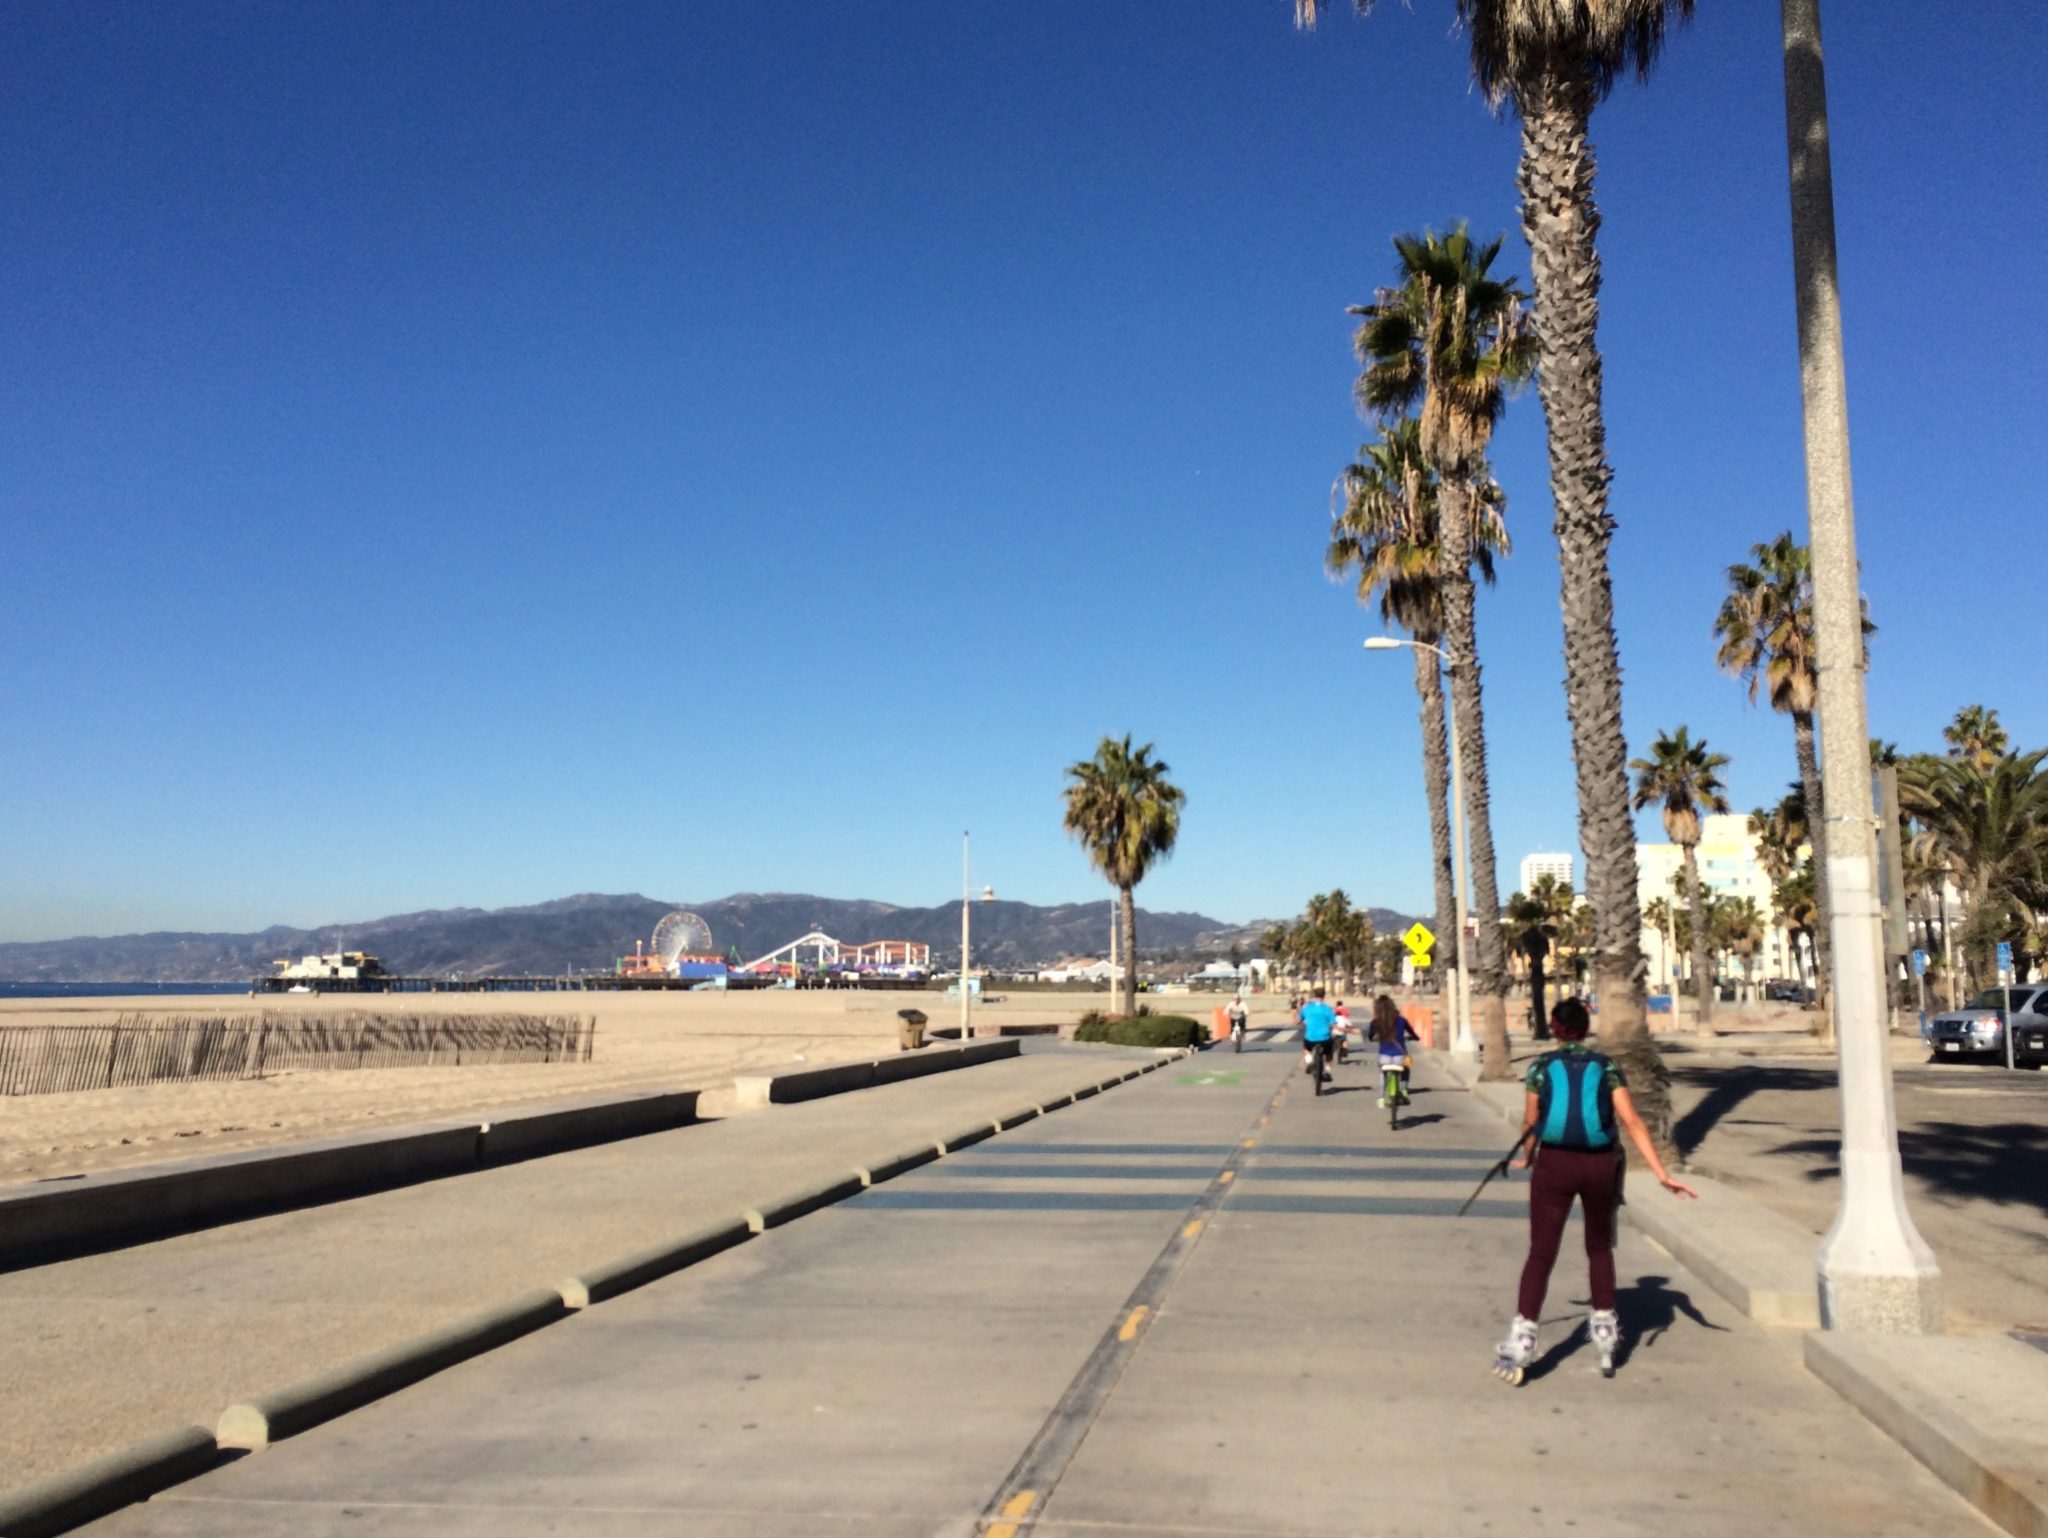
[1402, 922, 1435, 966]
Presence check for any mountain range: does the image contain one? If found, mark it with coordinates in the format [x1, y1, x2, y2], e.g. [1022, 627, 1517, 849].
[0, 892, 1296, 983]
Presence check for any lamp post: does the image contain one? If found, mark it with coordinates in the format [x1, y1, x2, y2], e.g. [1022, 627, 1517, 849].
[1780, 0, 1940, 1331]
[960, 832, 995, 1040]
[1364, 637, 1475, 1054]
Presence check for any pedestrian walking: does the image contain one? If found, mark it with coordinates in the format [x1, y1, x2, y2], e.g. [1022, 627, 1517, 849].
[1493, 997, 1696, 1384]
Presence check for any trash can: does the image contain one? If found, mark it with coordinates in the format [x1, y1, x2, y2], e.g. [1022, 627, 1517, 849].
[897, 1009, 928, 1051]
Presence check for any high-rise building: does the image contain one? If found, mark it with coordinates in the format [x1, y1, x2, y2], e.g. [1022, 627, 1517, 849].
[1518, 852, 1574, 895]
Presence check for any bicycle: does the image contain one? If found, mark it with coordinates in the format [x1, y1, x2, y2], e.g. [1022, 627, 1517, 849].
[1307, 1038, 1333, 1095]
[1230, 1017, 1245, 1053]
[1380, 1058, 1410, 1129]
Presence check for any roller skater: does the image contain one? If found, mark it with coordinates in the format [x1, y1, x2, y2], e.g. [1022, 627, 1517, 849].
[1492, 998, 1695, 1386]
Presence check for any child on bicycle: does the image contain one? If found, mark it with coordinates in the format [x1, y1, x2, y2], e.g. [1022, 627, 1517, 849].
[1368, 994, 1416, 1107]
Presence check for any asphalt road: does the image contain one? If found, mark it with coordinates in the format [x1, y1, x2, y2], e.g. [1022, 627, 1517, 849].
[1668, 1051, 2048, 1334]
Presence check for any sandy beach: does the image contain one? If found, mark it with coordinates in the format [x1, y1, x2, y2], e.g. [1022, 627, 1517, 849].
[0, 987, 1256, 1187]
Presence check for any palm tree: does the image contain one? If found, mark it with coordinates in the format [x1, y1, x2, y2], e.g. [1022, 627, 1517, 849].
[1642, 895, 1677, 1013]
[1297, 0, 1691, 1096]
[1720, 896, 1767, 1003]
[1352, 224, 1534, 1081]
[1504, 875, 1567, 1040]
[1898, 750, 2048, 992]
[1632, 727, 1731, 1028]
[1943, 706, 2008, 772]
[1061, 735, 1186, 1016]
[1716, 533, 1839, 1007]
[1328, 416, 1507, 995]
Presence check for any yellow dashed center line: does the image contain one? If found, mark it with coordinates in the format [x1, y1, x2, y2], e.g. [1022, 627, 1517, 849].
[1118, 1305, 1149, 1342]
[1218, 1170, 1234, 1184]
[1242, 1138, 1257, 1149]
[1000, 1490, 1037, 1518]
[988, 1524, 1019, 1538]
[1182, 1219, 1203, 1239]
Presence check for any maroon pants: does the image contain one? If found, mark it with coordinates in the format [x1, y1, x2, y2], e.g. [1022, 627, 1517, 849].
[1516, 1145, 1623, 1318]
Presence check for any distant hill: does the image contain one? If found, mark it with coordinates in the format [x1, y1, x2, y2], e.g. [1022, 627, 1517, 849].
[0, 892, 1245, 982]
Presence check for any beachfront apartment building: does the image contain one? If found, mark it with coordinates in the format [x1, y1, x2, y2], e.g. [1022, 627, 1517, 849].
[1518, 852, 1574, 895]
[1635, 812, 1804, 994]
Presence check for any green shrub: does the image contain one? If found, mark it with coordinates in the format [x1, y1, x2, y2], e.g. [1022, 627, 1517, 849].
[1074, 1013, 1203, 1049]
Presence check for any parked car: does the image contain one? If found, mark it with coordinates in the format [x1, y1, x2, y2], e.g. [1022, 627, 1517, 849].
[1765, 979, 1813, 1005]
[1925, 986, 2048, 1066]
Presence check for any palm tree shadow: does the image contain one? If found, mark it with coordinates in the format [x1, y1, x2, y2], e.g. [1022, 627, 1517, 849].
[1611, 1274, 1729, 1368]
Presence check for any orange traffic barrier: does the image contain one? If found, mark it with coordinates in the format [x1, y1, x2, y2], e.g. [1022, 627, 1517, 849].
[1407, 1004, 1435, 1049]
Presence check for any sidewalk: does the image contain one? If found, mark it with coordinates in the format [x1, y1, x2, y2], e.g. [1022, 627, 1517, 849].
[75, 1045, 1991, 1537]
[0, 1045, 1168, 1493]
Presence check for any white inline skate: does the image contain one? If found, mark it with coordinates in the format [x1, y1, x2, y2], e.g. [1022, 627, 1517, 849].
[1588, 1309, 1620, 1378]
[1491, 1315, 1538, 1386]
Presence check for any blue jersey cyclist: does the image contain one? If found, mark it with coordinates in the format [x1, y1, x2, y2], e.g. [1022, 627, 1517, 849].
[1299, 987, 1336, 1081]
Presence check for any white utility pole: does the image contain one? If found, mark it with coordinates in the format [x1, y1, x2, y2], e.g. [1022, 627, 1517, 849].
[1781, 0, 1941, 1332]
[961, 831, 973, 1041]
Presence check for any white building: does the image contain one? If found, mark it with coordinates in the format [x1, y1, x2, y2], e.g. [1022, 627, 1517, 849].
[1519, 852, 1574, 895]
[1636, 813, 1801, 995]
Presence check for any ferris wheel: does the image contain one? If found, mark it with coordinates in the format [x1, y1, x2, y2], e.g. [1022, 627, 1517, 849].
[652, 911, 714, 966]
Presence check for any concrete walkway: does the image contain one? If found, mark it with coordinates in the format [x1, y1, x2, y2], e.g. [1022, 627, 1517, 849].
[0, 1046, 1165, 1489]
[72, 1040, 1990, 1537]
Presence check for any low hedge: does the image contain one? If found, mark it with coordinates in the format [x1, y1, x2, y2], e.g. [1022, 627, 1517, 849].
[1073, 1013, 1204, 1049]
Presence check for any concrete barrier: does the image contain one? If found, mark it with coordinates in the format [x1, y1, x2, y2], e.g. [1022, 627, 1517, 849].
[477, 1090, 699, 1163]
[1624, 1173, 1822, 1329]
[557, 1217, 753, 1309]
[853, 1145, 940, 1187]
[216, 1288, 569, 1450]
[741, 1174, 867, 1233]
[735, 1039, 1021, 1110]
[0, 1424, 218, 1538]
[0, 1122, 482, 1269]
[1806, 1332, 2048, 1538]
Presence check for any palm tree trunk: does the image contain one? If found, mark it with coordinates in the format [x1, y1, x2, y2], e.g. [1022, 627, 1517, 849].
[1531, 953, 1548, 1042]
[1515, 67, 1663, 1143]
[1437, 481, 1511, 1080]
[1683, 844, 1715, 1030]
[1414, 644, 1460, 993]
[1119, 885, 1138, 1018]
[1792, 709, 1832, 1010]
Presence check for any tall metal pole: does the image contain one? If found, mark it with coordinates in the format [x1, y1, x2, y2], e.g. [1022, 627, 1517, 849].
[961, 831, 973, 1041]
[1782, 0, 1940, 1332]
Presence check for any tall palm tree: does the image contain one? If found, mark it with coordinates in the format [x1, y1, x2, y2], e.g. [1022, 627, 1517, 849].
[1352, 224, 1534, 1081]
[1720, 896, 1767, 1003]
[1643, 895, 1677, 1011]
[1061, 735, 1186, 1016]
[1943, 706, 2008, 772]
[1715, 533, 1837, 1007]
[1328, 416, 1507, 997]
[1296, 2, 1692, 1094]
[1632, 727, 1731, 1028]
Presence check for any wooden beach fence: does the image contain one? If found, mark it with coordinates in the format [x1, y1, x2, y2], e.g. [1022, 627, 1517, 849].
[0, 1011, 595, 1097]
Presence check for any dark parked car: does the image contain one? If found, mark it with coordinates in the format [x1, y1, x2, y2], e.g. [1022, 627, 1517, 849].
[1925, 986, 2047, 1067]
[1765, 979, 1813, 1004]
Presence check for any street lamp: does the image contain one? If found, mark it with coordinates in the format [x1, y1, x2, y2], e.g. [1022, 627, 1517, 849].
[961, 832, 995, 1040]
[1363, 637, 1476, 1055]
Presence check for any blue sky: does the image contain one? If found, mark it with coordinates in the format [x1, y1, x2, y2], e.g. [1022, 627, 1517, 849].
[4, 1, 2042, 943]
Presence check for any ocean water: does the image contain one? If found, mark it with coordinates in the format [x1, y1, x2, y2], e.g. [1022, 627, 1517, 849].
[0, 982, 252, 999]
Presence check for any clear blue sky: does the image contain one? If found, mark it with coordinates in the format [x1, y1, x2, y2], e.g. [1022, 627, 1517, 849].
[4, 2, 2042, 943]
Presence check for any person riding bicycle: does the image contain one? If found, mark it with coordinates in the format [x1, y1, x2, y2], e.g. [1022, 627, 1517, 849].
[1332, 1000, 1352, 1063]
[1368, 994, 1416, 1107]
[1492, 996, 1696, 1384]
[1299, 987, 1336, 1082]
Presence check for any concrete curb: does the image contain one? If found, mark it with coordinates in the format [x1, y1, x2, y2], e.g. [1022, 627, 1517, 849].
[0, 1425, 218, 1538]
[935, 1123, 995, 1153]
[852, 1145, 941, 1187]
[0, 1090, 702, 1269]
[1805, 1332, 2048, 1538]
[742, 1174, 866, 1233]
[556, 1217, 754, 1309]
[216, 1288, 569, 1450]
[734, 1039, 1021, 1110]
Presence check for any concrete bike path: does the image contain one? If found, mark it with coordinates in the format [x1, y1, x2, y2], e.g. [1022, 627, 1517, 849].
[0, 1046, 1164, 1491]
[78, 1046, 1988, 1537]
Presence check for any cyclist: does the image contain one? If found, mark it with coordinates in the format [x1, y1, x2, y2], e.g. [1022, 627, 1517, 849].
[1332, 1000, 1352, 1064]
[1299, 987, 1336, 1084]
[1368, 994, 1416, 1108]
[1492, 997, 1697, 1384]
[1226, 995, 1248, 1050]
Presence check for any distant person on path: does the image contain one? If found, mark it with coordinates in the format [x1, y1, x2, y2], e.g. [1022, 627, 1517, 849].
[1332, 1000, 1352, 1063]
[1299, 987, 1335, 1082]
[1493, 997, 1696, 1385]
[1368, 994, 1417, 1106]
[1226, 996, 1248, 1041]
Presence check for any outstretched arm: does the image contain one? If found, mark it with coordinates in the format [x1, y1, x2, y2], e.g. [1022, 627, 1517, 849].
[1612, 1087, 1697, 1198]
[1509, 1089, 1540, 1169]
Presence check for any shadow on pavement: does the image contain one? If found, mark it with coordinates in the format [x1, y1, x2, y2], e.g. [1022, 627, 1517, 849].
[1775, 1119, 2048, 1219]
[1390, 1113, 1446, 1129]
[1671, 1065, 1833, 1158]
[1613, 1274, 1729, 1367]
